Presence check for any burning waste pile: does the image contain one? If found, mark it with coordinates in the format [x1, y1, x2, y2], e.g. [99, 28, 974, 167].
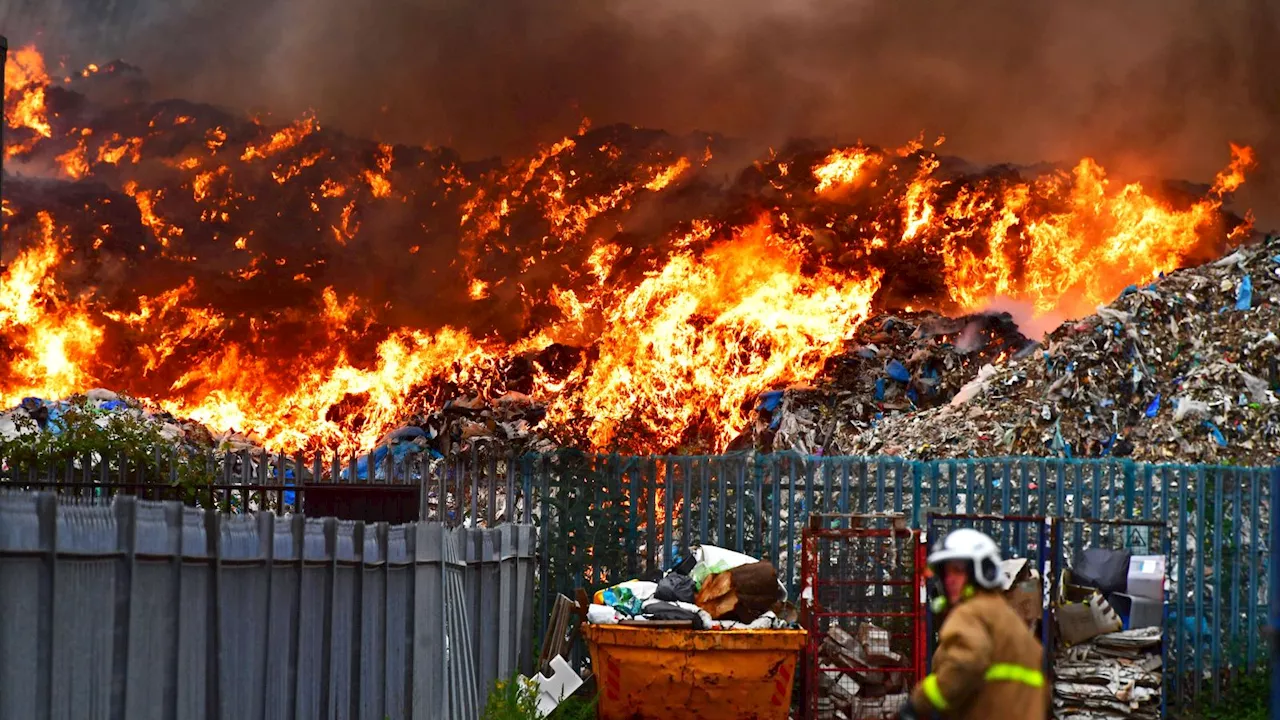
[841, 234, 1280, 466]
[0, 43, 1269, 465]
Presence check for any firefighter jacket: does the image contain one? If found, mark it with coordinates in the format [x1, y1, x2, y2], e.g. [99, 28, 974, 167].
[910, 590, 1049, 719]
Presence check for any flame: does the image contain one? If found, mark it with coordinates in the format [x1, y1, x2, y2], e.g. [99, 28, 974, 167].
[4, 45, 53, 157]
[241, 116, 317, 162]
[645, 157, 691, 191]
[97, 134, 144, 165]
[0, 45, 1261, 456]
[813, 146, 880, 193]
[56, 136, 90, 179]
[0, 214, 105, 404]
[934, 145, 1255, 316]
[542, 219, 881, 449]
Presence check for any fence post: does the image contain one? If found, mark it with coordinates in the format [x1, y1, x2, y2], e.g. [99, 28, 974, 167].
[1270, 464, 1278, 718]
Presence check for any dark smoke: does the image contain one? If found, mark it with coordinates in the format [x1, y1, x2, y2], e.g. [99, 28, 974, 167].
[2, 0, 1278, 225]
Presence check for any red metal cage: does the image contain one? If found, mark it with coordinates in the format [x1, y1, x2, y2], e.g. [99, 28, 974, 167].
[799, 513, 926, 720]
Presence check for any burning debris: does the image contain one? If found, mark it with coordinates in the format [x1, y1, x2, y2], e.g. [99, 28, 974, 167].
[843, 235, 1280, 466]
[734, 309, 1036, 455]
[0, 44, 1264, 457]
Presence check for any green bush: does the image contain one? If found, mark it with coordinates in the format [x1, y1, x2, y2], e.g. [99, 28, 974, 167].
[0, 396, 220, 504]
[1184, 668, 1269, 720]
[481, 674, 541, 720]
[479, 670, 598, 720]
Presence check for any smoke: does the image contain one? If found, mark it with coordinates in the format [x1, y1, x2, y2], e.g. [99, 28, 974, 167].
[3, 0, 1278, 224]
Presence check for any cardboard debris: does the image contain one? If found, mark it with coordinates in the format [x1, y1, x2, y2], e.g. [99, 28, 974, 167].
[1056, 591, 1122, 646]
[1053, 628, 1162, 720]
[1001, 558, 1044, 628]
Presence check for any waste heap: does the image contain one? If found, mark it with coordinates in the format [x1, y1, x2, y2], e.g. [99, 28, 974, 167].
[584, 544, 797, 630]
[814, 624, 911, 720]
[1053, 628, 1163, 720]
[1051, 547, 1166, 719]
[840, 235, 1280, 465]
[734, 310, 1035, 455]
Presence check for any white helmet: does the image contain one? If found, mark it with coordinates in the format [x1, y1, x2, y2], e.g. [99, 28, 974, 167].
[927, 529, 1004, 590]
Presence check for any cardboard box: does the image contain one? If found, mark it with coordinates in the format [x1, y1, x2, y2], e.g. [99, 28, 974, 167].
[1110, 592, 1163, 630]
[1055, 590, 1122, 646]
[1006, 575, 1044, 627]
[1127, 555, 1166, 602]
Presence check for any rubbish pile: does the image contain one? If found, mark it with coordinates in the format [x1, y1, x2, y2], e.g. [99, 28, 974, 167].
[1051, 548, 1166, 719]
[1053, 628, 1163, 720]
[840, 235, 1280, 466]
[734, 310, 1035, 455]
[0, 390, 217, 450]
[814, 624, 911, 719]
[584, 544, 797, 630]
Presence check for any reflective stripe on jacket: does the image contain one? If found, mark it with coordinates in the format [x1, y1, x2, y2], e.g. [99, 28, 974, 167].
[910, 591, 1049, 720]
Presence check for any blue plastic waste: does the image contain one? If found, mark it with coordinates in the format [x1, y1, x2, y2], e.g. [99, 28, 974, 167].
[386, 425, 428, 442]
[100, 400, 128, 412]
[1236, 275, 1253, 311]
[874, 378, 886, 401]
[756, 390, 784, 413]
[886, 360, 910, 383]
[1144, 395, 1161, 418]
[1204, 421, 1228, 447]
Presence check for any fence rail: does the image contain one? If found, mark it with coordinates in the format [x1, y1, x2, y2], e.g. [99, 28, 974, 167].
[3, 448, 1275, 708]
[0, 490, 535, 720]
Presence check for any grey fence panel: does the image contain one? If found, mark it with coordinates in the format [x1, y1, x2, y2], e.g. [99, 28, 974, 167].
[0, 491, 537, 720]
[459, 525, 537, 701]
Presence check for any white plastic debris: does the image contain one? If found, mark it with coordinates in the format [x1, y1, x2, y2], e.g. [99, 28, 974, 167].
[525, 655, 583, 717]
[950, 363, 997, 406]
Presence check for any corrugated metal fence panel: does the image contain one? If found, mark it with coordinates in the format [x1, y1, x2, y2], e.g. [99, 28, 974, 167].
[457, 525, 537, 702]
[0, 491, 537, 720]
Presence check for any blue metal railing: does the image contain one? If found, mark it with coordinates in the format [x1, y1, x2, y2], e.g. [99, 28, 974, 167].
[1270, 463, 1279, 719]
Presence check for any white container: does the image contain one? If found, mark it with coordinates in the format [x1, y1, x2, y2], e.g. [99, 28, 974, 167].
[1126, 555, 1166, 601]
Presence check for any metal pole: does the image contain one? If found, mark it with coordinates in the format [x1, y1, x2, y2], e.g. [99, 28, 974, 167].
[1, 35, 7, 266]
[1269, 464, 1278, 719]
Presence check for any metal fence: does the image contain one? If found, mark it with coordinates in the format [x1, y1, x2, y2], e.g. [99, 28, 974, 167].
[3, 448, 1275, 708]
[0, 490, 535, 720]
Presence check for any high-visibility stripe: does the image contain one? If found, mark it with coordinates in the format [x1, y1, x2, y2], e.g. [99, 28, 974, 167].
[984, 663, 1045, 687]
[922, 674, 949, 710]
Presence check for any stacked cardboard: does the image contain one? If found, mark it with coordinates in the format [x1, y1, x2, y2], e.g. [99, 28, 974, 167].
[816, 624, 912, 719]
[1051, 550, 1167, 719]
[1053, 627, 1162, 719]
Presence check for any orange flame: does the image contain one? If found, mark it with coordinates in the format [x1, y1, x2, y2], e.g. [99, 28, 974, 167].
[0, 214, 105, 404]
[0, 45, 1261, 456]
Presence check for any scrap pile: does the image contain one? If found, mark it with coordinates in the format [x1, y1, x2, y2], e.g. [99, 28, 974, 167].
[584, 544, 796, 630]
[842, 235, 1280, 466]
[736, 310, 1035, 455]
[814, 624, 911, 720]
[1051, 548, 1167, 719]
[1054, 628, 1163, 720]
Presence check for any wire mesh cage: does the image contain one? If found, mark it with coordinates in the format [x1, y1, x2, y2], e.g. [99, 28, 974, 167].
[800, 513, 926, 720]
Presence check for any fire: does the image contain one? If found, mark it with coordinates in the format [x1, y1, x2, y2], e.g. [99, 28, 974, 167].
[0, 214, 105, 404]
[4, 45, 53, 157]
[0, 45, 1261, 455]
[241, 116, 318, 162]
[542, 220, 881, 449]
[813, 146, 880, 193]
[933, 145, 1256, 316]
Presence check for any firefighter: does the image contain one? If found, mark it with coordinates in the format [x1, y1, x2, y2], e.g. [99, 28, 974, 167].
[898, 529, 1048, 720]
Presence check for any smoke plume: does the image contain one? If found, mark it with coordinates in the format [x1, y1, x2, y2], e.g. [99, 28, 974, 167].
[2, 0, 1277, 225]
